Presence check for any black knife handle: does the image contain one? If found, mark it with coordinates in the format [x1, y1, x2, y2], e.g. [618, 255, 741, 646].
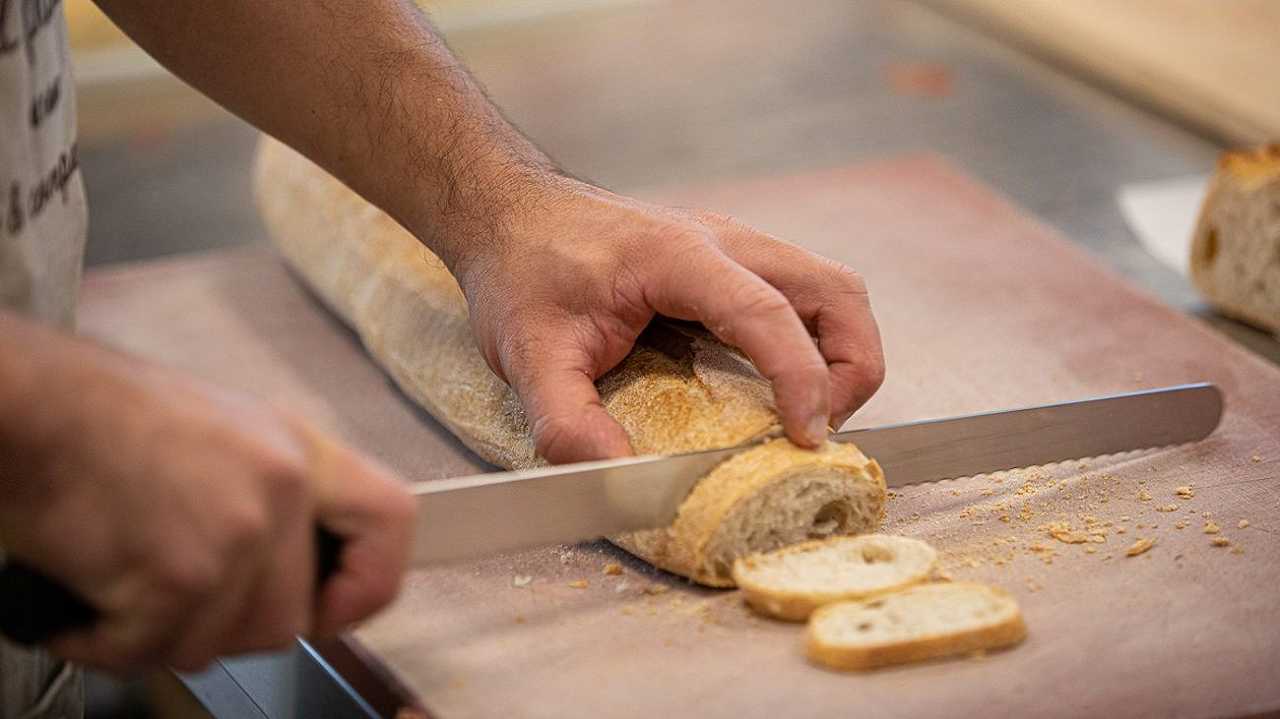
[0, 526, 343, 646]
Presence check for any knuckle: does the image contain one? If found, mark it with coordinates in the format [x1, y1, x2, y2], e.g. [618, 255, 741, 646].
[158, 555, 221, 600]
[825, 261, 868, 295]
[531, 413, 575, 460]
[220, 503, 271, 553]
[258, 453, 310, 500]
[729, 283, 791, 320]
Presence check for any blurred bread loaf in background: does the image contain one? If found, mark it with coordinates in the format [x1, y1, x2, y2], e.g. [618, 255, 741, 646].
[1190, 145, 1280, 334]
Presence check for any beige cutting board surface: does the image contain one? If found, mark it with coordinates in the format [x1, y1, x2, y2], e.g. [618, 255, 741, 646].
[78, 156, 1280, 718]
[927, 0, 1280, 145]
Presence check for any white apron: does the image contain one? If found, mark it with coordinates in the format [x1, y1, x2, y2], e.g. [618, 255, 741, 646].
[1, 0, 88, 716]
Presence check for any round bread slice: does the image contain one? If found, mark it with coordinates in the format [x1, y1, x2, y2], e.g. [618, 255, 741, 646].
[732, 534, 937, 621]
[612, 438, 886, 587]
[806, 582, 1027, 671]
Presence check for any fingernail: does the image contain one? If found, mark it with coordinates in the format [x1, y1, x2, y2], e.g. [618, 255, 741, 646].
[806, 414, 829, 447]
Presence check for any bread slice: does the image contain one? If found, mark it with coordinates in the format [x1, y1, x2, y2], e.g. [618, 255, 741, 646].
[1190, 144, 1280, 334]
[614, 438, 885, 586]
[806, 582, 1026, 671]
[253, 138, 886, 587]
[731, 535, 937, 621]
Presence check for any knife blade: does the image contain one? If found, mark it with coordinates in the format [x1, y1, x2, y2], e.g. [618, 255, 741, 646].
[0, 382, 1222, 646]
[409, 382, 1222, 564]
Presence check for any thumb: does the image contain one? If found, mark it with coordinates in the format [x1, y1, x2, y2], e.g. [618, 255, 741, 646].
[506, 346, 634, 464]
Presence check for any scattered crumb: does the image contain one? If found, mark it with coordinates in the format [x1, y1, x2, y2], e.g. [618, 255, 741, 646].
[1084, 546, 1097, 554]
[1238, 519, 1250, 529]
[642, 584, 670, 595]
[1047, 522, 1089, 544]
[1116, 527, 1127, 534]
[1120, 515, 1131, 522]
[615, 581, 631, 593]
[568, 579, 589, 589]
[1251, 454, 1263, 463]
[1203, 521, 1221, 535]
[1137, 489, 1153, 501]
[1231, 546, 1245, 555]
[1175, 521, 1187, 530]
[602, 563, 624, 576]
[1125, 538, 1155, 557]
[1156, 503, 1179, 512]
[512, 575, 533, 588]
[1210, 536, 1231, 548]
[1175, 486, 1194, 499]
[1025, 578, 1042, 592]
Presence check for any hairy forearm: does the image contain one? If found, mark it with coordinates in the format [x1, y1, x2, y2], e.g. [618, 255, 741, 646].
[92, 0, 554, 272]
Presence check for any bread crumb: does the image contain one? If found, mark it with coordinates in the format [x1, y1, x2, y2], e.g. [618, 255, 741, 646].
[1025, 578, 1042, 592]
[1156, 503, 1179, 512]
[602, 562, 624, 576]
[642, 584, 670, 595]
[1137, 489, 1152, 501]
[1251, 454, 1262, 463]
[512, 575, 533, 588]
[615, 581, 631, 593]
[1119, 515, 1131, 522]
[1116, 526, 1127, 534]
[1084, 546, 1097, 554]
[1210, 536, 1231, 548]
[1231, 546, 1245, 555]
[1175, 521, 1187, 530]
[1203, 521, 1221, 535]
[1238, 519, 1250, 529]
[568, 579, 589, 589]
[1175, 486, 1194, 499]
[1047, 522, 1089, 544]
[1125, 538, 1155, 557]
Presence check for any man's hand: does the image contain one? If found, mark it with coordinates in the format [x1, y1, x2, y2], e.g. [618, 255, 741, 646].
[88, 0, 884, 464]
[0, 313, 414, 673]
[455, 177, 885, 464]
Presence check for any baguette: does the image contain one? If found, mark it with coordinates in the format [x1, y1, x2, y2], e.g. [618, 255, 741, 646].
[253, 138, 886, 586]
[1190, 144, 1280, 333]
[806, 582, 1027, 671]
[731, 534, 937, 621]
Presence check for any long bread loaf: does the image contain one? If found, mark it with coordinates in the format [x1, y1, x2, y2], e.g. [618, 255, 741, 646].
[253, 138, 885, 586]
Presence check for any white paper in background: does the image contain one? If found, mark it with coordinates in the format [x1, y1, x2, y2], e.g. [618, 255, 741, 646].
[1116, 175, 1210, 277]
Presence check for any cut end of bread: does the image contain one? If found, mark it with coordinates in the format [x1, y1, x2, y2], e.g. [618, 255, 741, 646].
[733, 534, 938, 621]
[614, 439, 886, 588]
[1190, 144, 1280, 334]
[806, 582, 1027, 671]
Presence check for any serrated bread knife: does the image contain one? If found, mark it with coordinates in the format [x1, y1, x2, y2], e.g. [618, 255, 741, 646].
[0, 382, 1222, 645]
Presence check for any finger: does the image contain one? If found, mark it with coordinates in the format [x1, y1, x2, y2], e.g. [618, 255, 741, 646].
[49, 591, 187, 675]
[214, 493, 313, 658]
[164, 541, 264, 671]
[304, 434, 415, 636]
[501, 333, 634, 464]
[644, 239, 831, 447]
[708, 222, 885, 427]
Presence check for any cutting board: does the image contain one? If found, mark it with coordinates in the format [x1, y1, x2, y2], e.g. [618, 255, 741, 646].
[927, 0, 1280, 145]
[77, 155, 1280, 718]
